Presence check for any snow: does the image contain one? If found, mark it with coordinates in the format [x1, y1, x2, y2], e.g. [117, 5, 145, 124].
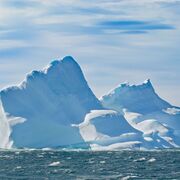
[79, 110, 143, 149]
[8, 116, 26, 126]
[163, 107, 180, 115]
[123, 110, 170, 136]
[79, 110, 140, 140]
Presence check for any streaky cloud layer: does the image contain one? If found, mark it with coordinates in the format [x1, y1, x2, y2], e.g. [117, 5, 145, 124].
[0, 0, 179, 106]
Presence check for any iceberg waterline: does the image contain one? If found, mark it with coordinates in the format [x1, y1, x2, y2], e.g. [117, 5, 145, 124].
[0, 56, 179, 150]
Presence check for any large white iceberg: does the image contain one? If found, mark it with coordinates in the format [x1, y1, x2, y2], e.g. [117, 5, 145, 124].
[0, 56, 140, 149]
[0, 56, 179, 150]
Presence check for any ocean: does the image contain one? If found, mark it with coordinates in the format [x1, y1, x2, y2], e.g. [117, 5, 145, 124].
[0, 149, 179, 179]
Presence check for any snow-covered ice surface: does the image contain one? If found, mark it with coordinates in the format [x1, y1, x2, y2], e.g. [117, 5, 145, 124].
[79, 110, 143, 150]
[0, 56, 179, 150]
[101, 79, 180, 148]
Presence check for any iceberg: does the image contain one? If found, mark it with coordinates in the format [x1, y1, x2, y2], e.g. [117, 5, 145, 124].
[0, 56, 139, 149]
[0, 56, 179, 150]
[0, 56, 102, 148]
[101, 80, 180, 148]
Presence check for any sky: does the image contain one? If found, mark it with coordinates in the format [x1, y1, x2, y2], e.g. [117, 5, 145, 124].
[0, 0, 179, 106]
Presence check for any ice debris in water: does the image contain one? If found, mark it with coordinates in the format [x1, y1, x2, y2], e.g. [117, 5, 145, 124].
[48, 161, 60, 167]
[147, 158, 156, 163]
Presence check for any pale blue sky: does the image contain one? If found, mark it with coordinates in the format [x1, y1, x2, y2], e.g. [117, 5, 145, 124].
[0, 0, 179, 106]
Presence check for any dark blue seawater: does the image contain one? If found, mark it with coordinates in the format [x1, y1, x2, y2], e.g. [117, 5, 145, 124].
[0, 149, 179, 179]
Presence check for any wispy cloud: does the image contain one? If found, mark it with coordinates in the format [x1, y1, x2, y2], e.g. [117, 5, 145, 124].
[0, 0, 180, 105]
[99, 20, 174, 30]
[1, 0, 40, 8]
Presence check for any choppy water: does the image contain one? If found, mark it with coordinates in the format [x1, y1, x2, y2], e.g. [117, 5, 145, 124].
[0, 149, 179, 179]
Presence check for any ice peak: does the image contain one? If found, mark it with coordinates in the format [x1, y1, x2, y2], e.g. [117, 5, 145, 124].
[62, 56, 77, 64]
[119, 79, 154, 90]
[41, 56, 79, 75]
[112, 79, 154, 92]
[100, 79, 155, 102]
[48, 56, 77, 69]
[50, 60, 59, 66]
[119, 82, 129, 88]
[143, 79, 153, 87]
[1, 56, 83, 93]
[144, 78, 151, 84]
